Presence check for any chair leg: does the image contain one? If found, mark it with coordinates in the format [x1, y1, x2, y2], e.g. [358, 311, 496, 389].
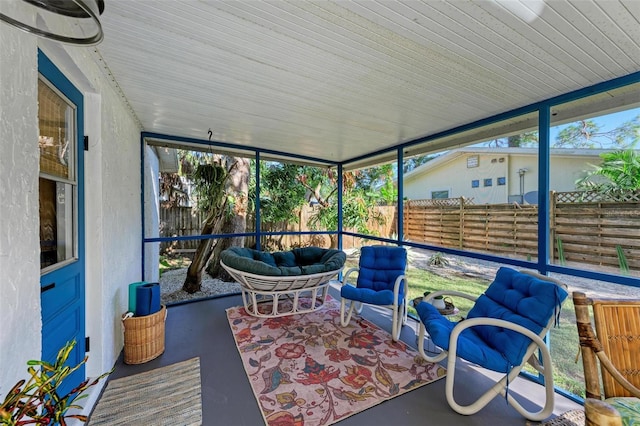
[340, 298, 357, 327]
[391, 305, 400, 341]
[443, 325, 555, 421]
[390, 303, 408, 341]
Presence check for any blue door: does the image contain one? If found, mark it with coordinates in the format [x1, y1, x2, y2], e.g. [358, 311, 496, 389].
[38, 51, 86, 396]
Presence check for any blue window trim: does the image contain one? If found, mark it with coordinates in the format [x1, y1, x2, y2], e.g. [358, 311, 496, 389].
[497, 177, 506, 185]
[471, 180, 479, 188]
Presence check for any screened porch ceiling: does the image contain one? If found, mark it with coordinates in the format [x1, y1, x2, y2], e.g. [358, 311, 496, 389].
[97, 1, 640, 167]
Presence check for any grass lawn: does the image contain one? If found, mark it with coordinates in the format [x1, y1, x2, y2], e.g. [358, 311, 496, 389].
[159, 254, 192, 277]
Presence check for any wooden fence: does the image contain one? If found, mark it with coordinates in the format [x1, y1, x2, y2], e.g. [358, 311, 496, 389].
[550, 190, 640, 271]
[159, 190, 639, 273]
[159, 205, 396, 253]
[403, 190, 640, 272]
[403, 198, 539, 259]
[159, 207, 206, 252]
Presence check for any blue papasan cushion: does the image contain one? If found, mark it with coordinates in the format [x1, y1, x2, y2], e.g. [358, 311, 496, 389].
[220, 246, 346, 276]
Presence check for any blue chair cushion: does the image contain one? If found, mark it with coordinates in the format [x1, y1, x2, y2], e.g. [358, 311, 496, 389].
[341, 246, 407, 306]
[341, 285, 397, 305]
[417, 267, 568, 373]
[417, 302, 512, 372]
[356, 246, 407, 295]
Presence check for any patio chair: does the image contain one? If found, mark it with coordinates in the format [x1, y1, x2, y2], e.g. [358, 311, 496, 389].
[339, 245, 408, 341]
[573, 291, 640, 425]
[415, 267, 568, 421]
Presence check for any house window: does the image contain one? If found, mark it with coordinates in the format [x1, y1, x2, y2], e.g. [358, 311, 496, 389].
[497, 177, 506, 185]
[484, 178, 492, 187]
[431, 190, 449, 199]
[467, 155, 479, 168]
[471, 180, 479, 188]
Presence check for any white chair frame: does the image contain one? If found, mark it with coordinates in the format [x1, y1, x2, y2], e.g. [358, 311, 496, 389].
[417, 272, 566, 421]
[339, 266, 408, 341]
[221, 260, 341, 318]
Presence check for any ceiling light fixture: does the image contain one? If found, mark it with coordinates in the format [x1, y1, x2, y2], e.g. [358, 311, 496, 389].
[0, 0, 105, 46]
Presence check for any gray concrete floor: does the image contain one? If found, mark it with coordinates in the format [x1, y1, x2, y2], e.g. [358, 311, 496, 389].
[104, 285, 582, 425]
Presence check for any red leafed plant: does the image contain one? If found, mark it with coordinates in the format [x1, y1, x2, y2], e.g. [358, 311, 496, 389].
[0, 340, 111, 425]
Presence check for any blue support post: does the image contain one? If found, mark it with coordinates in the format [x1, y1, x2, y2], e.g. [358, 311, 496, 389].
[538, 106, 551, 275]
[255, 152, 261, 250]
[140, 133, 145, 280]
[337, 163, 343, 251]
[397, 148, 404, 244]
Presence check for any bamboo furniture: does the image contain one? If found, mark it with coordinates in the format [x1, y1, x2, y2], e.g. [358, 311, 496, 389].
[573, 291, 640, 426]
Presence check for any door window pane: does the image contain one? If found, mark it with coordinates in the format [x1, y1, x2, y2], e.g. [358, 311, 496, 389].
[39, 178, 75, 268]
[38, 80, 74, 180]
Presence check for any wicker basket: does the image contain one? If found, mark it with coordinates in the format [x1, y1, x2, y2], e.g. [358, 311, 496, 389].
[122, 305, 167, 364]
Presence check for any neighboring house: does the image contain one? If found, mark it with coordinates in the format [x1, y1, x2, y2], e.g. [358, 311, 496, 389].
[403, 147, 606, 204]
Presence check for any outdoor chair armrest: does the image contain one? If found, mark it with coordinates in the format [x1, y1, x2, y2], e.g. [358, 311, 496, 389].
[450, 316, 549, 347]
[392, 274, 408, 304]
[340, 267, 359, 287]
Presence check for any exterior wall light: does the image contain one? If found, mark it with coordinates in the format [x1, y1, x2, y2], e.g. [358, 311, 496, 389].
[0, 0, 104, 46]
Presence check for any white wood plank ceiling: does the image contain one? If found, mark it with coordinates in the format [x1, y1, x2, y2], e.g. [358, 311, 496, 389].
[96, 0, 640, 164]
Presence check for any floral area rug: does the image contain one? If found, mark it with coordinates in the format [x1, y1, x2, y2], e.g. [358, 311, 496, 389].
[226, 296, 446, 426]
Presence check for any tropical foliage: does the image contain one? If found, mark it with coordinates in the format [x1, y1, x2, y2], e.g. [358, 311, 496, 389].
[254, 162, 397, 248]
[0, 340, 110, 426]
[576, 149, 640, 194]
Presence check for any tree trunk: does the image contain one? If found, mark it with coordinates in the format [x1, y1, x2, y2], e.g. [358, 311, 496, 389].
[206, 158, 250, 279]
[329, 234, 338, 249]
[182, 202, 227, 294]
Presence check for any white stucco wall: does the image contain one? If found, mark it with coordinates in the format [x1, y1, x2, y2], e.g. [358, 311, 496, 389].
[42, 41, 142, 379]
[404, 153, 512, 204]
[549, 156, 601, 192]
[0, 1, 41, 395]
[1, 0, 142, 408]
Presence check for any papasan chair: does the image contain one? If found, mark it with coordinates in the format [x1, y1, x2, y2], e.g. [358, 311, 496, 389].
[220, 246, 346, 317]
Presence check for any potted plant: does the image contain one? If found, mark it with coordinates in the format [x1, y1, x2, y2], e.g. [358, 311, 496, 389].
[0, 340, 111, 425]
